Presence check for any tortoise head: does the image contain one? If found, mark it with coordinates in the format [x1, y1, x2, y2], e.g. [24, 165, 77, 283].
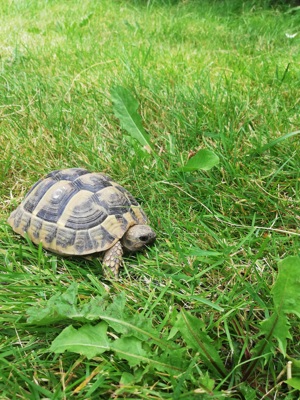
[121, 225, 156, 252]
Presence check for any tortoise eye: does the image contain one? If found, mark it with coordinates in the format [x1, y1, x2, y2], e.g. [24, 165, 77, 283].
[139, 235, 149, 242]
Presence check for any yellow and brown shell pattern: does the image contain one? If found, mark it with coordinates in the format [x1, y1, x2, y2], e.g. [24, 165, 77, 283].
[8, 168, 148, 256]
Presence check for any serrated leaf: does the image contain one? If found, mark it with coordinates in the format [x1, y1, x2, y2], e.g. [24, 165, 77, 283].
[79, 291, 125, 322]
[78, 295, 110, 321]
[112, 336, 148, 367]
[105, 313, 155, 339]
[260, 312, 292, 357]
[198, 374, 215, 393]
[120, 367, 148, 385]
[175, 309, 227, 378]
[180, 149, 219, 172]
[27, 287, 174, 350]
[111, 86, 153, 153]
[120, 372, 136, 385]
[50, 322, 110, 359]
[238, 382, 258, 400]
[250, 256, 300, 376]
[112, 338, 186, 373]
[152, 348, 188, 374]
[272, 256, 300, 317]
[52, 326, 185, 374]
[82, 292, 174, 347]
[251, 336, 276, 365]
[27, 283, 80, 325]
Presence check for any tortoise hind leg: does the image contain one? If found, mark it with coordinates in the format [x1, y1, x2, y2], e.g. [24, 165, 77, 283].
[102, 241, 123, 278]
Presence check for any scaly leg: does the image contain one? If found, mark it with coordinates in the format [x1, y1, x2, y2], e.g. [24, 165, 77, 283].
[102, 241, 123, 278]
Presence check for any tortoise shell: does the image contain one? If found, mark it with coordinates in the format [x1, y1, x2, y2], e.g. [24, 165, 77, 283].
[8, 168, 149, 256]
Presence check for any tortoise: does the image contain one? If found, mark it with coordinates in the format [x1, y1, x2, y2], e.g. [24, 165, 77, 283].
[7, 168, 156, 276]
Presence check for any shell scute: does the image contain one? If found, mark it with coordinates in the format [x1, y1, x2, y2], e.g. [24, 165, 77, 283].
[40, 223, 57, 246]
[61, 190, 108, 230]
[55, 226, 76, 252]
[96, 186, 132, 217]
[74, 230, 94, 254]
[88, 224, 117, 251]
[47, 168, 90, 182]
[34, 182, 80, 223]
[72, 173, 113, 193]
[23, 178, 56, 213]
[30, 217, 43, 240]
[8, 208, 23, 230]
[112, 183, 139, 206]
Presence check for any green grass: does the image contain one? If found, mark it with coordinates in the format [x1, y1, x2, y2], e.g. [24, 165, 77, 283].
[1, 0, 300, 398]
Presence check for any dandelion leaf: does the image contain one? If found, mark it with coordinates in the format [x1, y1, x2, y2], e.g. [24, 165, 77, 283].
[111, 86, 152, 152]
[26, 286, 169, 349]
[257, 256, 300, 357]
[175, 309, 226, 377]
[112, 336, 148, 367]
[272, 256, 300, 317]
[27, 283, 79, 325]
[50, 322, 110, 359]
[151, 348, 187, 374]
[259, 312, 291, 357]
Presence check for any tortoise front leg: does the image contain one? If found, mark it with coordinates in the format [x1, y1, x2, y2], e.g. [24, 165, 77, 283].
[102, 241, 123, 277]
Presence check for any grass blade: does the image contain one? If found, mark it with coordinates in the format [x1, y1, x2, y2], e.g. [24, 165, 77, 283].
[258, 130, 300, 154]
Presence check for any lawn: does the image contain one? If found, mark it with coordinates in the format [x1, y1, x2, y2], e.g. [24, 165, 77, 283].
[1, 0, 300, 398]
